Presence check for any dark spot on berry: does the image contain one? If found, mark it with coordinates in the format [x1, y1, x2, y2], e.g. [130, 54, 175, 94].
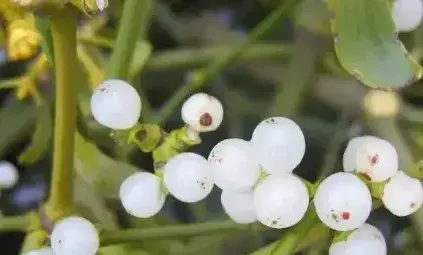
[369, 154, 379, 166]
[410, 202, 416, 208]
[341, 212, 350, 220]
[200, 113, 213, 126]
[271, 220, 278, 225]
[99, 88, 106, 92]
[218, 158, 223, 163]
[331, 213, 339, 222]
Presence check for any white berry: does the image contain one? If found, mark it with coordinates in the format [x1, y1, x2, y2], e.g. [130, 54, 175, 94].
[90, 79, 141, 130]
[314, 172, 372, 231]
[392, 0, 423, 32]
[253, 173, 309, 229]
[354, 137, 398, 182]
[250, 117, 305, 174]
[382, 171, 423, 216]
[51, 216, 99, 255]
[221, 190, 257, 224]
[23, 247, 55, 255]
[119, 172, 166, 218]
[329, 224, 387, 255]
[208, 138, 261, 192]
[0, 161, 19, 188]
[181, 93, 224, 132]
[164, 152, 214, 203]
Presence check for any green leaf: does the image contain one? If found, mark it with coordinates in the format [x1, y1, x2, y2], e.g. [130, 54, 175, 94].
[35, 17, 55, 64]
[74, 131, 143, 198]
[18, 103, 52, 165]
[332, 229, 353, 244]
[129, 40, 153, 79]
[328, 0, 423, 90]
[0, 97, 36, 158]
[74, 176, 119, 230]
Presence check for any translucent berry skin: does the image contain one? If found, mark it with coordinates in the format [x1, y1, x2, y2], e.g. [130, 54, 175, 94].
[382, 171, 423, 216]
[343, 136, 377, 172]
[221, 190, 257, 224]
[164, 153, 214, 203]
[119, 172, 166, 218]
[208, 138, 261, 192]
[253, 173, 309, 229]
[0, 161, 19, 188]
[23, 247, 55, 255]
[314, 172, 372, 231]
[329, 223, 387, 255]
[51, 216, 99, 255]
[250, 117, 305, 174]
[181, 93, 224, 132]
[90, 79, 141, 130]
[392, 0, 423, 32]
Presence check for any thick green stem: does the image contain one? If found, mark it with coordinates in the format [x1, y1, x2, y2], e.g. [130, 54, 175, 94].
[0, 215, 29, 232]
[44, 6, 78, 220]
[152, 0, 299, 124]
[100, 220, 251, 245]
[107, 0, 152, 80]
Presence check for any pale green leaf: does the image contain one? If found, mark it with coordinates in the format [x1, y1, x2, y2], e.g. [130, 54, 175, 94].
[329, 0, 423, 89]
[74, 131, 143, 198]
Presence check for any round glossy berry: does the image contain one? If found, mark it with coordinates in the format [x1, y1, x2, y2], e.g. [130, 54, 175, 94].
[314, 172, 372, 231]
[221, 190, 257, 224]
[250, 117, 305, 174]
[164, 153, 214, 203]
[119, 172, 166, 218]
[329, 224, 387, 255]
[181, 93, 224, 132]
[0, 161, 19, 188]
[392, 0, 423, 32]
[382, 171, 423, 216]
[51, 216, 99, 255]
[253, 173, 309, 229]
[208, 138, 261, 192]
[355, 137, 398, 182]
[90, 79, 141, 130]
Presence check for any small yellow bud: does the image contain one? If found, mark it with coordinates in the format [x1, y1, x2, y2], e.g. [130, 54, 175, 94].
[6, 19, 42, 61]
[362, 89, 400, 117]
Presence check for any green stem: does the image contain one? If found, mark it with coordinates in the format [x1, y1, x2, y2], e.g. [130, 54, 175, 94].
[0, 215, 29, 232]
[107, 0, 152, 80]
[269, 206, 319, 255]
[142, 43, 291, 72]
[44, 6, 79, 220]
[152, 0, 299, 124]
[100, 220, 251, 245]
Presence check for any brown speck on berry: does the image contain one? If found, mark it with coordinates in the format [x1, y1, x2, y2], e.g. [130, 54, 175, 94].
[341, 211, 350, 220]
[331, 213, 339, 222]
[200, 113, 213, 126]
[410, 202, 416, 208]
[369, 154, 379, 166]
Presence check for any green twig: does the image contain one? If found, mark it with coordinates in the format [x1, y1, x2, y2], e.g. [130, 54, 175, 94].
[142, 43, 291, 72]
[152, 0, 300, 124]
[0, 215, 29, 232]
[100, 220, 252, 245]
[44, 6, 79, 220]
[107, 0, 152, 80]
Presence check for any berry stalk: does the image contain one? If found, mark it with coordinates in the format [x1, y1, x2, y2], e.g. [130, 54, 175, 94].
[44, 5, 79, 220]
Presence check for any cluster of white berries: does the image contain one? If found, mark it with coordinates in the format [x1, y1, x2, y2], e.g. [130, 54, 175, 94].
[213, 117, 308, 228]
[115, 92, 223, 218]
[392, 0, 423, 32]
[0, 161, 19, 195]
[89, 80, 423, 254]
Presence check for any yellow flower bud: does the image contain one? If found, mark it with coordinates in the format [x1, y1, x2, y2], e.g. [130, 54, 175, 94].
[362, 89, 400, 117]
[6, 19, 42, 61]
